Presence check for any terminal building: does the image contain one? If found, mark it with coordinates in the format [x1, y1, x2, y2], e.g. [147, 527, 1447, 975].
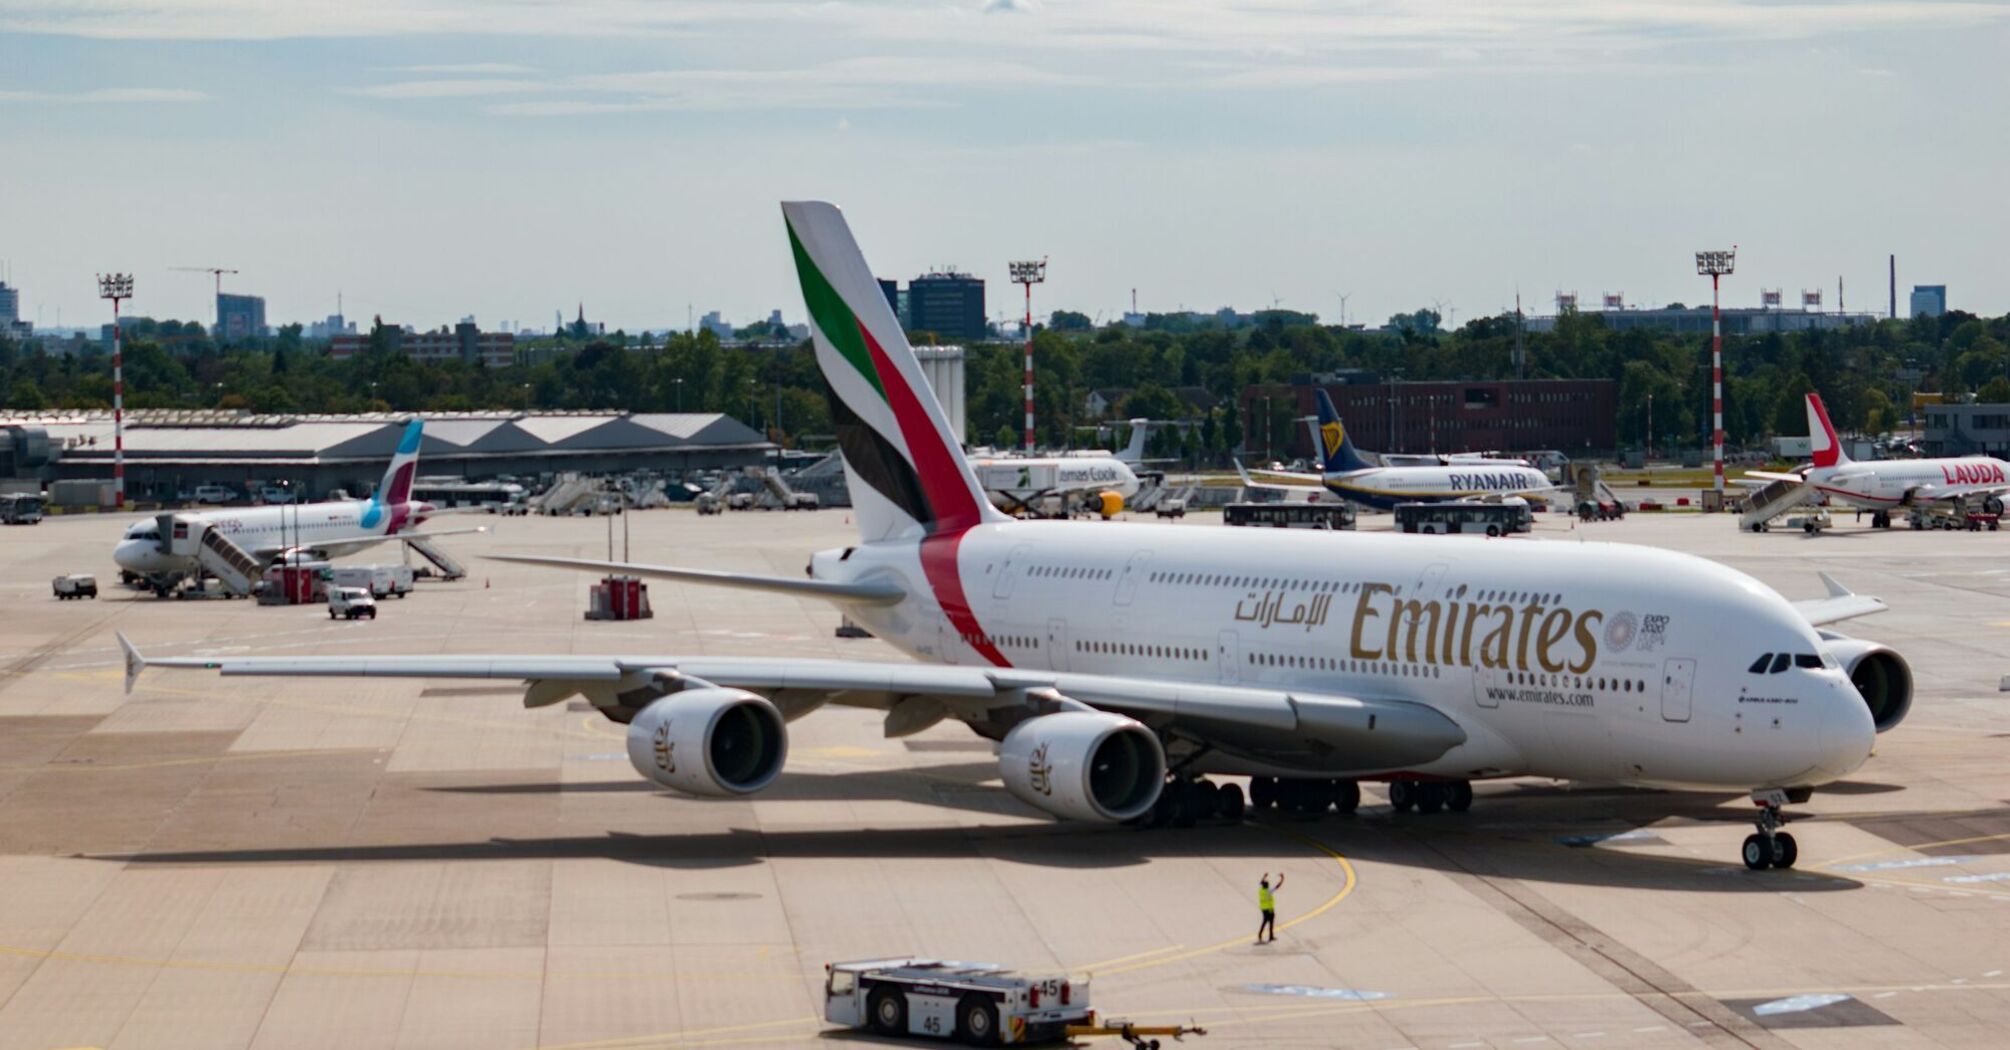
[1245, 377, 1618, 459]
[0, 410, 773, 501]
[1525, 306, 1877, 336]
[1921, 401, 2010, 457]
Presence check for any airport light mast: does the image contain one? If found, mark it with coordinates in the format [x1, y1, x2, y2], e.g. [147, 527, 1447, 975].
[1010, 258, 1047, 453]
[1695, 248, 1736, 505]
[98, 273, 134, 509]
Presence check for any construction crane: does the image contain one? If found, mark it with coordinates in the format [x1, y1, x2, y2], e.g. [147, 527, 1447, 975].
[171, 267, 240, 328]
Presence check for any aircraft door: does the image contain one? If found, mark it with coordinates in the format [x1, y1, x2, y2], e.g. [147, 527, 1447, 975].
[992, 544, 1033, 600]
[1046, 618, 1069, 671]
[1114, 550, 1152, 607]
[1473, 665, 1500, 708]
[1660, 657, 1695, 723]
[1217, 629, 1240, 685]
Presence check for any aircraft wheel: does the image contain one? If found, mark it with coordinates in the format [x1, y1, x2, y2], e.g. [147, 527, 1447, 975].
[868, 986, 908, 1036]
[1742, 834, 1773, 871]
[1415, 784, 1446, 815]
[1772, 832, 1798, 869]
[1449, 781, 1474, 812]
[1387, 781, 1416, 813]
[1333, 779, 1360, 815]
[1249, 776, 1277, 810]
[1218, 782, 1246, 823]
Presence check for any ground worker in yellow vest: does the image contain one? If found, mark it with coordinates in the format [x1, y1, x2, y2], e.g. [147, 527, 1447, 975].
[1256, 872, 1285, 943]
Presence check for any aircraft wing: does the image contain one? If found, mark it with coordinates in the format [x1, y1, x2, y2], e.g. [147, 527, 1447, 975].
[1792, 572, 1888, 627]
[1745, 470, 1806, 483]
[484, 554, 907, 606]
[1233, 460, 1323, 489]
[284, 526, 490, 561]
[118, 638, 1467, 774]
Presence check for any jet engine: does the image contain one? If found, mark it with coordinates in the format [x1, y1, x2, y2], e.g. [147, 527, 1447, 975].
[1822, 638, 1913, 733]
[1096, 491, 1124, 519]
[998, 711, 1164, 822]
[625, 688, 788, 796]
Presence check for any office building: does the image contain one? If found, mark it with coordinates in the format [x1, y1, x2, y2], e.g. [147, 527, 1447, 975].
[328, 321, 516, 368]
[216, 293, 268, 341]
[0, 281, 25, 339]
[906, 270, 986, 342]
[1911, 285, 1947, 319]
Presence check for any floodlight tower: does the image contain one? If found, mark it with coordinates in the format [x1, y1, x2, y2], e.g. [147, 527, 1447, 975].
[1695, 248, 1736, 504]
[1009, 258, 1047, 452]
[98, 273, 134, 508]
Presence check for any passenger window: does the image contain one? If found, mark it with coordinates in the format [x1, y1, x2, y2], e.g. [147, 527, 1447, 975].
[1770, 653, 1790, 674]
[1748, 655, 1772, 674]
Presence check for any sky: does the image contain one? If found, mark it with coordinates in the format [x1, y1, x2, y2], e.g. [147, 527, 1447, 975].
[2, 1, 2007, 334]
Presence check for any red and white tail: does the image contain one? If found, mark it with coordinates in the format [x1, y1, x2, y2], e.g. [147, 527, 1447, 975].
[783, 201, 1005, 542]
[1806, 393, 1847, 468]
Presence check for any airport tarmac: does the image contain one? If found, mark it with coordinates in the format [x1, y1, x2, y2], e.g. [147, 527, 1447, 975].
[1, 507, 2009, 1049]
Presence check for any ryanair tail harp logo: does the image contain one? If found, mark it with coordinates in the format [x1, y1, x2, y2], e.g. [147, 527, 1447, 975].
[1320, 421, 1345, 459]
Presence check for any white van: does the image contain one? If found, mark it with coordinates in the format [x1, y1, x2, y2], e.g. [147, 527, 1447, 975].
[328, 587, 377, 620]
[192, 484, 238, 504]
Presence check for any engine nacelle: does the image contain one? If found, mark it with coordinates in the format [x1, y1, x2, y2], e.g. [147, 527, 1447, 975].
[999, 711, 1165, 822]
[1823, 638, 1913, 733]
[625, 687, 788, 796]
[1096, 491, 1124, 519]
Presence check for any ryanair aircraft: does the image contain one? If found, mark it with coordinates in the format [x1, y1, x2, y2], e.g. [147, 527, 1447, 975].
[1242, 389, 1556, 510]
[122, 201, 1909, 872]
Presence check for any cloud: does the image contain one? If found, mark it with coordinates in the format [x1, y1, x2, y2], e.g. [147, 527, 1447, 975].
[984, 0, 1039, 12]
[396, 63, 538, 75]
[0, 87, 207, 103]
[346, 78, 545, 98]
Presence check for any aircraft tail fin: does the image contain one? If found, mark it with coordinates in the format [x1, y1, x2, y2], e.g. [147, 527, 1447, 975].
[376, 418, 424, 504]
[1314, 389, 1373, 473]
[782, 202, 1005, 542]
[1806, 393, 1847, 468]
[1118, 418, 1149, 463]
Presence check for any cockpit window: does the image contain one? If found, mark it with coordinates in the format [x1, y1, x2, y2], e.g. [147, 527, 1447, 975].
[1794, 653, 1823, 669]
[1769, 653, 1791, 674]
[1748, 655, 1772, 674]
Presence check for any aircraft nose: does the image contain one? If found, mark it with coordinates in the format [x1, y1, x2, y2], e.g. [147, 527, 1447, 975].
[1817, 679, 1877, 780]
[113, 541, 146, 571]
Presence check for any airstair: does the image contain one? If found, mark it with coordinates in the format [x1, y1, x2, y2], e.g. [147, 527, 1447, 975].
[534, 474, 599, 515]
[1131, 476, 1166, 512]
[402, 535, 468, 580]
[1738, 477, 1816, 532]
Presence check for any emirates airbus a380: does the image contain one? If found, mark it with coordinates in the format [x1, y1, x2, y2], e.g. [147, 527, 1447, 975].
[122, 202, 1913, 871]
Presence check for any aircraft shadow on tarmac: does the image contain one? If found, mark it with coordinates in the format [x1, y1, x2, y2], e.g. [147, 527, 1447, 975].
[102, 772, 1993, 893]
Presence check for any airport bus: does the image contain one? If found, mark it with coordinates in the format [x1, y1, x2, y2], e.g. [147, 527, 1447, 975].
[410, 479, 530, 514]
[0, 492, 44, 525]
[1394, 498, 1531, 536]
[1223, 501, 1356, 530]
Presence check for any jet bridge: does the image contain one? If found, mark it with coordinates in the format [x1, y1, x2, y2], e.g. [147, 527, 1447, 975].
[1738, 477, 1816, 532]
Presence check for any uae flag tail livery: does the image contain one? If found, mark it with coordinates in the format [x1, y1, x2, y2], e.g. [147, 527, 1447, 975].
[1806, 392, 1846, 468]
[783, 201, 1008, 544]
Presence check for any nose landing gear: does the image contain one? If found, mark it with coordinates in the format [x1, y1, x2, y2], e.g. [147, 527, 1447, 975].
[1741, 788, 1799, 870]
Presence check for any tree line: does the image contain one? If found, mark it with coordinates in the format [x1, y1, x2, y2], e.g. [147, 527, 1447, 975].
[5, 308, 2008, 462]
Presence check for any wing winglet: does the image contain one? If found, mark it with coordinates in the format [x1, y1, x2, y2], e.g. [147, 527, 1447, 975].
[116, 631, 143, 695]
[1794, 572, 1887, 627]
[1819, 571, 1852, 599]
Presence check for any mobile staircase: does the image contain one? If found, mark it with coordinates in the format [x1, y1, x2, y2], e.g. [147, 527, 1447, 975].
[1738, 476, 1816, 533]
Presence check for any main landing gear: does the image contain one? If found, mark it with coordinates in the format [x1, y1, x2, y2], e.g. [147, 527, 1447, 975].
[1140, 775, 1246, 828]
[1870, 510, 1893, 529]
[1244, 777, 1473, 817]
[1741, 788, 1799, 871]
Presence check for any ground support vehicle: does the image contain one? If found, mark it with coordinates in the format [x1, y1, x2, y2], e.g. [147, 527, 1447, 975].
[1395, 499, 1532, 536]
[1154, 498, 1187, 519]
[328, 587, 377, 620]
[824, 959, 1090, 1046]
[1, 493, 44, 525]
[694, 493, 722, 515]
[330, 564, 414, 599]
[52, 575, 97, 600]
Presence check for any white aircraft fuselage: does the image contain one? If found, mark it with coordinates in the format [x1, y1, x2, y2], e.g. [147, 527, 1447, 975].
[113, 497, 434, 577]
[814, 521, 1874, 791]
[1322, 463, 1554, 510]
[1807, 457, 2009, 511]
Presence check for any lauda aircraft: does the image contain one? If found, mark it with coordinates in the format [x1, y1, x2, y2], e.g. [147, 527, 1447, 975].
[122, 202, 1912, 871]
[1241, 389, 1556, 509]
[1748, 393, 2010, 529]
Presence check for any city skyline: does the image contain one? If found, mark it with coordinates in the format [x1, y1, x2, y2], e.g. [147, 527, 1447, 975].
[3, 1, 2006, 332]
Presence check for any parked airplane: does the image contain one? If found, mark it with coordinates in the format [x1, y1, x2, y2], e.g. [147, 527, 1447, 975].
[122, 202, 1910, 871]
[971, 420, 1146, 518]
[1747, 393, 2010, 529]
[112, 419, 483, 593]
[1241, 390, 1555, 510]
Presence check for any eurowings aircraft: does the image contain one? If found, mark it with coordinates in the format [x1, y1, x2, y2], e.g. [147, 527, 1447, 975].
[970, 421, 1146, 517]
[1240, 390, 1555, 510]
[122, 202, 1911, 871]
[1746, 393, 2010, 529]
[112, 419, 484, 591]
